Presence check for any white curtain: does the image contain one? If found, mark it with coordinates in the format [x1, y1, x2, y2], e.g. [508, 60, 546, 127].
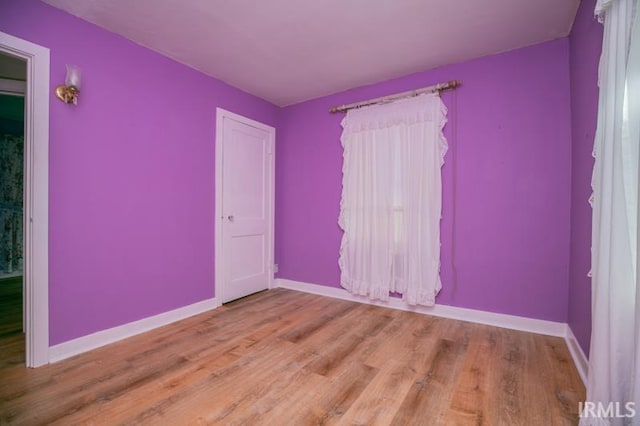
[338, 93, 447, 306]
[582, 0, 640, 424]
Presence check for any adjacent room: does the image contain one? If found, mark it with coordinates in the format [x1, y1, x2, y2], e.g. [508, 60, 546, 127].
[1, 0, 639, 424]
[0, 52, 26, 370]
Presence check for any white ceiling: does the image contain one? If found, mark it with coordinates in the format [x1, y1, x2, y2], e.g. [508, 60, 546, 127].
[42, 0, 580, 106]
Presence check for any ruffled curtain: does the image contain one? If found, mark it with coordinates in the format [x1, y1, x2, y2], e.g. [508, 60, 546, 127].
[338, 93, 447, 306]
[0, 133, 24, 275]
[581, 0, 640, 424]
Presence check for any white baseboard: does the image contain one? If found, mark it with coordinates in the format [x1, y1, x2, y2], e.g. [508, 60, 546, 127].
[275, 279, 567, 336]
[565, 325, 588, 385]
[48, 279, 589, 387]
[49, 297, 220, 363]
[275, 279, 589, 385]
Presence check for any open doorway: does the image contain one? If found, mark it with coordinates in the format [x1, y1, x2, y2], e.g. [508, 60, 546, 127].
[0, 31, 50, 367]
[0, 52, 26, 367]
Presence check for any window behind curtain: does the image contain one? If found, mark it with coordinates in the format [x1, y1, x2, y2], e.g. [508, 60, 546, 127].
[338, 93, 448, 306]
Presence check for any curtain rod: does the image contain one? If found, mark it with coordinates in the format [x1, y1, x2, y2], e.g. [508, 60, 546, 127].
[329, 79, 461, 114]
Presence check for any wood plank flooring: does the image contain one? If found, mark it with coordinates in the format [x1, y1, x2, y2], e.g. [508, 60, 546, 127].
[0, 276, 23, 370]
[0, 288, 585, 425]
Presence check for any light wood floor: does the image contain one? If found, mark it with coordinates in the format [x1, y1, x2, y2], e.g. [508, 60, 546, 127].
[0, 288, 584, 425]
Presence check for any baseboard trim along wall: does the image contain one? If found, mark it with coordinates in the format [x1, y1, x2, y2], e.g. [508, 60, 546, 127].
[275, 278, 587, 384]
[47, 279, 588, 386]
[565, 325, 589, 385]
[276, 279, 566, 335]
[49, 297, 221, 363]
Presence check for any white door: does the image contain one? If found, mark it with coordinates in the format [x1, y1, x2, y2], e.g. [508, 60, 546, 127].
[216, 109, 274, 303]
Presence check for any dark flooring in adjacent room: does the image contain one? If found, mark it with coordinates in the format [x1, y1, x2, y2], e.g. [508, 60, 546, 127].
[0, 275, 24, 369]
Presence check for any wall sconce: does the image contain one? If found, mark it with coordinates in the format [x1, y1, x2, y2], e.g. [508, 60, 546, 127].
[55, 64, 81, 105]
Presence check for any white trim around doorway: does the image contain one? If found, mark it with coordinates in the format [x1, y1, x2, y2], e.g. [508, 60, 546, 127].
[0, 31, 50, 367]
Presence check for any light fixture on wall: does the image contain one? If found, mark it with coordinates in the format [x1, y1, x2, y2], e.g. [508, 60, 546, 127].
[55, 64, 81, 105]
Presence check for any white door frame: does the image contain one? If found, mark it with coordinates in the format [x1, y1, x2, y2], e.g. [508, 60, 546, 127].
[0, 31, 50, 367]
[214, 108, 275, 303]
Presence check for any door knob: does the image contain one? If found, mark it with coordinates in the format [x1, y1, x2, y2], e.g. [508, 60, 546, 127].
[227, 215, 234, 221]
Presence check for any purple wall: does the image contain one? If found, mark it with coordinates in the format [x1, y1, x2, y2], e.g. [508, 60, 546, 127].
[568, 0, 602, 356]
[276, 39, 573, 322]
[0, 0, 599, 347]
[0, 0, 279, 345]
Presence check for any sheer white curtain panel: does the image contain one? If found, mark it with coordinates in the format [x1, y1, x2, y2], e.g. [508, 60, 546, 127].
[582, 0, 640, 424]
[338, 93, 448, 306]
